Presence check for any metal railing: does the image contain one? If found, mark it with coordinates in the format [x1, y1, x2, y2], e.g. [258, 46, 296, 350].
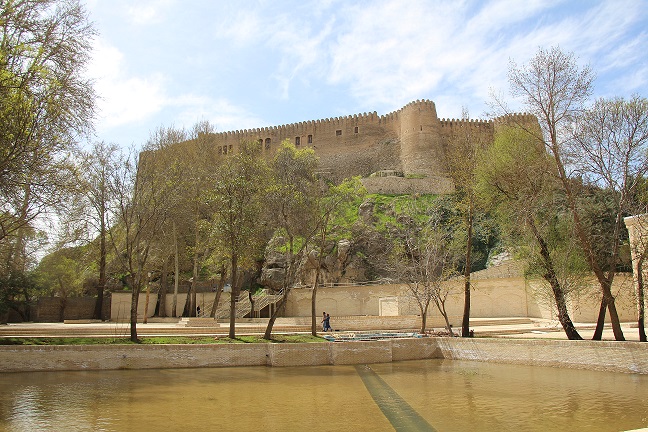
[194, 289, 285, 320]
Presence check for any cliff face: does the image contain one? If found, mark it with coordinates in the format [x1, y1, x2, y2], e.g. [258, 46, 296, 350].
[258, 193, 503, 291]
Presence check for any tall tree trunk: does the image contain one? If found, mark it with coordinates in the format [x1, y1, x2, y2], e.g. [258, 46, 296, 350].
[229, 255, 238, 339]
[143, 275, 151, 324]
[636, 254, 647, 342]
[310, 268, 320, 336]
[418, 302, 428, 334]
[264, 288, 290, 340]
[529, 217, 582, 340]
[592, 281, 624, 340]
[93, 207, 107, 320]
[461, 200, 473, 337]
[172, 221, 179, 318]
[210, 266, 227, 318]
[130, 284, 140, 342]
[311, 229, 327, 336]
[183, 230, 200, 317]
[7, 184, 31, 273]
[155, 257, 168, 317]
[592, 297, 607, 340]
[183, 252, 199, 317]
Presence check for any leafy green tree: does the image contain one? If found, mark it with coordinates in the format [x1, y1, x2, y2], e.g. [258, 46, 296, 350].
[262, 141, 320, 339]
[139, 125, 192, 319]
[0, 269, 40, 323]
[204, 142, 271, 339]
[0, 216, 47, 321]
[0, 0, 96, 321]
[308, 177, 365, 336]
[34, 248, 90, 321]
[477, 125, 583, 339]
[0, 0, 96, 243]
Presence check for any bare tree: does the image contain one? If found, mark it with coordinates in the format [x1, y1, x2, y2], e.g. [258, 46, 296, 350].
[109, 147, 171, 342]
[502, 46, 626, 340]
[387, 198, 461, 334]
[571, 96, 648, 339]
[58, 142, 121, 320]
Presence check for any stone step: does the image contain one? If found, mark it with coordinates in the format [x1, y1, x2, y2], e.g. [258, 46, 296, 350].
[467, 317, 534, 326]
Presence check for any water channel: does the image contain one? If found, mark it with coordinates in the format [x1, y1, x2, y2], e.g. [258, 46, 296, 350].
[0, 359, 646, 432]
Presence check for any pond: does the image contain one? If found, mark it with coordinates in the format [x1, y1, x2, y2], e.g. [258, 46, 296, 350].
[0, 359, 646, 431]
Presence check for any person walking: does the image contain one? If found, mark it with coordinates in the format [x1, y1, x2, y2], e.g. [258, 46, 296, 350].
[324, 313, 333, 332]
[321, 312, 328, 332]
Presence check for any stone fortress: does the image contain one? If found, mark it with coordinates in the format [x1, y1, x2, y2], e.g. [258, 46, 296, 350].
[203, 99, 538, 194]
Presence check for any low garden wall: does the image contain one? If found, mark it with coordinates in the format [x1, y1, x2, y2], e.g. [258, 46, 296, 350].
[1, 337, 645, 374]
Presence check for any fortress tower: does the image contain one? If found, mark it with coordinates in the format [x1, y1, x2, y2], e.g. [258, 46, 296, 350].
[398, 100, 443, 177]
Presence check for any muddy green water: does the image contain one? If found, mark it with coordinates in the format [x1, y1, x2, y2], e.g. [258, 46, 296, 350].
[0, 359, 646, 432]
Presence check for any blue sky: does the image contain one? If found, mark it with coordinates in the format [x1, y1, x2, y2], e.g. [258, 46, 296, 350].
[84, 0, 648, 148]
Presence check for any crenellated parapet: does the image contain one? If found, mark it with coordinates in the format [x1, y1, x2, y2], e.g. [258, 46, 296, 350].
[493, 112, 537, 125]
[439, 118, 492, 127]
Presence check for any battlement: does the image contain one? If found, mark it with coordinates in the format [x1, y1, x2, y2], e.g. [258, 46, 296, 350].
[439, 118, 492, 127]
[493, 113, 537, 125]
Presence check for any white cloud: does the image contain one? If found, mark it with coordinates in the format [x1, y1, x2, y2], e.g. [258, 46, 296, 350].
[125, 0, 175, 25]
[88, 38, 168, 130]
[171, 95, 268, 133]
[86, 0, 648, 144]
[213, 9, 265, 46]
[318, 0, 646, 117]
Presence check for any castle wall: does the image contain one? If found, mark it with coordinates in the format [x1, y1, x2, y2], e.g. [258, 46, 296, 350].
[161, 100, 538, 194]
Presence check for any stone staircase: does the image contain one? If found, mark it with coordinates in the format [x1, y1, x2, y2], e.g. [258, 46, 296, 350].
[196, 289, 285, 320]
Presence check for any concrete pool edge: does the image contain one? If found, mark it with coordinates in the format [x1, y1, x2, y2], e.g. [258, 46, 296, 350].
[0, 337, 646, 374]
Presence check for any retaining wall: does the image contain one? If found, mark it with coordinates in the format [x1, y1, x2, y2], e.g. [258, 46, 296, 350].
[1, 338, 645, 374]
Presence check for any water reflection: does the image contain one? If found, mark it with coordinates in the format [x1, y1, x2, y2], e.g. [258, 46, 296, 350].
[0, 360, 646, 432]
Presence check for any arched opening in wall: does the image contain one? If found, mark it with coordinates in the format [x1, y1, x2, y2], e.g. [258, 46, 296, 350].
[222, 145, 228, 155]
[228, 145, 233, 153]
[295, 136, 300, 146]
[257, 138, 263, 150]
[354, 126, 359, 133]
[308, 134, 313, 144]
[420, 125, 423, 131]
[265, 138, 271, 150]
[336, 129, 342, 136]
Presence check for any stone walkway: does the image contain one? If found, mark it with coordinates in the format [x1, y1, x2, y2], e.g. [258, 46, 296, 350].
[0, 317, 643, 341]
